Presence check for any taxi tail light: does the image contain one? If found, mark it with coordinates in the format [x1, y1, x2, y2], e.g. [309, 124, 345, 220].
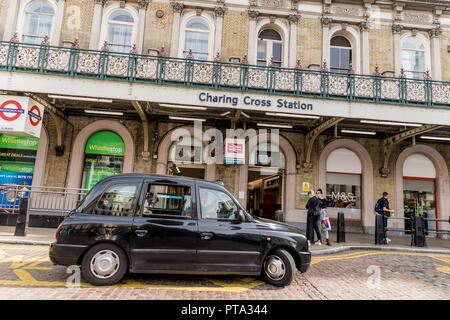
[55, 220, 65, 239]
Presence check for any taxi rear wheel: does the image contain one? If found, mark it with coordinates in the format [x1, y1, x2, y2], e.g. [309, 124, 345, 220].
[81, 243, 128, 286]
[261, 248, 296, 287]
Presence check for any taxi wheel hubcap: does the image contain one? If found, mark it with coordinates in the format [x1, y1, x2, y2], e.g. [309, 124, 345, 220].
[90, 250, 120, 279]
[264, 255, 286, 281]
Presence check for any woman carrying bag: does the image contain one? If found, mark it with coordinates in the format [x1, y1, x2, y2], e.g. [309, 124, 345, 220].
[317, 189, 332, 246]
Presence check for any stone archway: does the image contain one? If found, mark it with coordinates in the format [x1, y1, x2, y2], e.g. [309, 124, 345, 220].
[66, 120, 135, 189]
[394, 145, 449, 226]
[238, 134, 298, 222]
[318, 139, 374, 232]
[156, 126, 216, 181]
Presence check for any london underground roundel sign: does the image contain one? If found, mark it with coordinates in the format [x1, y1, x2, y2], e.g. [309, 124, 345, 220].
[28, 105, 41, 126]
[0, 100, 24, 121]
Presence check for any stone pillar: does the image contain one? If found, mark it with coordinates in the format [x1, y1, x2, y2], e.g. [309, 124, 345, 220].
[52, 0, 66, 46]
[360, 21, 370, 74]
[214, 7, 225, 57]
[2, 0, 20, 41]
[321, 17, 332, 66]
[429, 27, 442, 81]
[288, 14, 299, 68]
[170, 2, 184, 57]
[392, 24, 403, 76]
[247, 10, 259, 65]
[89, 0, 106, 50]
[136, 0, 149, 54]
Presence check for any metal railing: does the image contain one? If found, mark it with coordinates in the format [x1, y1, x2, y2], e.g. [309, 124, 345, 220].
[0, 184, 87, 215]
[423, 217, 450, 238]
[0, 40, 449, 108]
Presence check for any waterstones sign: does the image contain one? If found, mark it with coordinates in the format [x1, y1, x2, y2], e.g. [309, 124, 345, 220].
[198, 92, 313, 111]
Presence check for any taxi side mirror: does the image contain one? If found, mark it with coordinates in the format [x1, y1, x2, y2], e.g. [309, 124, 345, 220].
[237, 210, 246, 222]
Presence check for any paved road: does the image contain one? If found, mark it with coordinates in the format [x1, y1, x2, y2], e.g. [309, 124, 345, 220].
[0, 244, 448, 300]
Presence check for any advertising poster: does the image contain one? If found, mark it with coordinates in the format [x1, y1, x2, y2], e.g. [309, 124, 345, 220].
[82, 131, 125, 190]
[0, 134, 39, 210]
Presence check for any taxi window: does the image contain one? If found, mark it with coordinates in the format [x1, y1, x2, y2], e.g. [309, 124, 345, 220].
[93, 183, 139, 217]
[140, 184, 192, 217]
[199, 188, 239, 220]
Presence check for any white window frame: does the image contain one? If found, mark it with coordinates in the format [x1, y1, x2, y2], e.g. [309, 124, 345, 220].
[178, 12, 215, 61]
[330, 36, 353, 73]
[252, 19, 289, 68]
[98, 4, 139, 53]
[400, 34, 430, 79]
[327, 26, 361, 74]
[257, 29, 283, 67]
[16, 0, 59, 45]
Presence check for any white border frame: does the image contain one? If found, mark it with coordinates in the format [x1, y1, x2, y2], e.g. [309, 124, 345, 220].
[177, 11, 215, 61]
[98, 3, 139, 52]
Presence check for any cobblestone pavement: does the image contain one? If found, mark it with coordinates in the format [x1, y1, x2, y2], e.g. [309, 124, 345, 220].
[0, 244, 448, 300]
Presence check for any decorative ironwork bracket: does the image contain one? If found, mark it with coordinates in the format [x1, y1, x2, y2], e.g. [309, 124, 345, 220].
[303, 117, 344, 170]
[131, 101, 151, 160]
[24, 93, 71, 155]
[380, 124, 443, 177]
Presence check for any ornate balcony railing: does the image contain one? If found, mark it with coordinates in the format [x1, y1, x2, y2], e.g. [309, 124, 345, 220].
[0, 40, 449, 108]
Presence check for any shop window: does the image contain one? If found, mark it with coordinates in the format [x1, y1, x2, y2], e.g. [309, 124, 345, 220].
[199, 188, 239, 220]
[94, 183, 138, 216]
[23, 1, 55, 44]
[257, 29, 282, 67]
[325, 148, 362, 220]
[403, 154, 437, 236]
[183, 17, 210, 60]
[106, 9, 136, 53]
[402, 38, 425, 79]
[81, 131, 125, 190]
[330, 36, 352, 73]
[141, 184, 192, 217]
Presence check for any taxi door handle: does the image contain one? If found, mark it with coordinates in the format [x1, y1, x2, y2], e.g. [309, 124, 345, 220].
[135, 229, 148, 237]
[201, 232, 214, 240]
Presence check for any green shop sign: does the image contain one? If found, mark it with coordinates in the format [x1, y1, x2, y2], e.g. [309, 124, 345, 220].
[0, 134, 39, 150]
[85, 131, 125, 156]
[0, 162, 34, 174]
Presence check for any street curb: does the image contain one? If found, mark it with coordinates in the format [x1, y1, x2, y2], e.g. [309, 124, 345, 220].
[0, 238, 448, 255]
[311, 245, 450, 256]
[0, 239, 52, 246]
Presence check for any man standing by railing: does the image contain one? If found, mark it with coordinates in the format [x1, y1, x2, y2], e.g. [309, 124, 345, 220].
[375, 192, 396, 244]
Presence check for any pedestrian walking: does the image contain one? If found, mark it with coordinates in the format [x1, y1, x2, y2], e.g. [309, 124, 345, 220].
[375, 191, 395, 244]
[306, 190, 322, 246]
[317, 189, 331, 246]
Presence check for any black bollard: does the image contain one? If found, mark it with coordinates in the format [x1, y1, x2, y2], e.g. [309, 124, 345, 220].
[375, 214, 385, 245]
[412, 216, 426, 247]
[337, 212, 345, 243]
[14, 197, 29, 237]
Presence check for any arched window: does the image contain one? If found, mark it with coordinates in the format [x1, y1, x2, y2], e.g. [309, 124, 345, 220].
[402, 38, 425, 79]
[325, 148, 362, 220]
[330, 36, 352, 73]
[81, 131, 125, 190]
[106, 9, 135, 53]
[23, 1, 55, 44]
[183, 17, 210, 60]
[257, 29, 282, 67]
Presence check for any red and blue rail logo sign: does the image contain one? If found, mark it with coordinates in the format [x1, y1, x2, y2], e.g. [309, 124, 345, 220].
[227, 143, 243, 154]
[28, 105, 41, 126]
[0, 100, 24, 121]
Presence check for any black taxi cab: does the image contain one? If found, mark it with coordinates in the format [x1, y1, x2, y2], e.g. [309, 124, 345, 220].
[49, 174, 311, 287]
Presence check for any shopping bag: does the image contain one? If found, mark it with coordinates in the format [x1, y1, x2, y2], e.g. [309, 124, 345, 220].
[322, 217, 331, 231]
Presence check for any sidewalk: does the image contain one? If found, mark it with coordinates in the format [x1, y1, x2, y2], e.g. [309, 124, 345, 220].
[0, 226, 449, 255]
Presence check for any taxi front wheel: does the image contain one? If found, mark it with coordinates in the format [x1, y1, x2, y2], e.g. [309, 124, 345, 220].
[261, 248, 296, 287]
[81, 243, 128, 286]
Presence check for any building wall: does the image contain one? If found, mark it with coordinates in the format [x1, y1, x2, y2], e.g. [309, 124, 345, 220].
[221, 10, 249, 61]
[0, 0, 8, 41]
[440, 31, 449, 80]
[297, 18, 322, 68]
[369, 25, 395, 74]
[142, 2, 173, 54]
[60, 0, 95, 48]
